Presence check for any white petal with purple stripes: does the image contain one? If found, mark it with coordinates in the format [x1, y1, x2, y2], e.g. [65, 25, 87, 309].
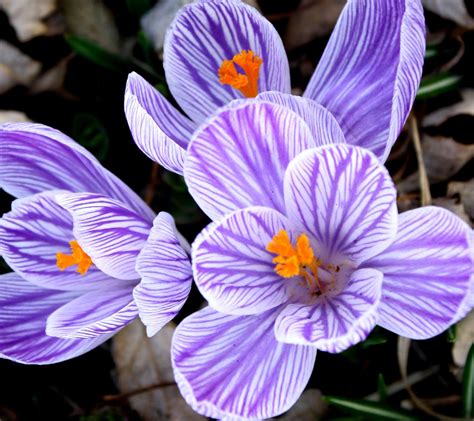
[0, 191, 119, 291]
[172, 306, 316, 419]
[57, 193, 152, 280]
[125, 72, 196, 174]
[0, 123, 154, 220]
[364, 207, 474, 339]
[192, 206, 292, 315]
[275, 268, 382, 353]
[0, 273, 112, 364]
[304, 0, 425, 161]
[258, 91, 346, 146]
[164, 0, 291, 123]
[284, 145, 398, 264]
[46, 284, 137, 339]
[134, 212, 192, 337]
[185, 100, 315, 220]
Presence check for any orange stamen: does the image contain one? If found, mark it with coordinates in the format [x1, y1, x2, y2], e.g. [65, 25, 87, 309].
[56, 240, 92, 275]
[218, 50, 263, 98]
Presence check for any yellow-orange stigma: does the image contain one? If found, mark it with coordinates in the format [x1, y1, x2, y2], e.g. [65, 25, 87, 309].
[266, 230, 322, 289]
[56, 240, 92, 275]
[218, 50, 263, 98]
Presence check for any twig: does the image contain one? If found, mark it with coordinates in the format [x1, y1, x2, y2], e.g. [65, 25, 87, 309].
[102, 381, 176, 402]
[408, 115, 432, 206]
[145, 162, 160, 206]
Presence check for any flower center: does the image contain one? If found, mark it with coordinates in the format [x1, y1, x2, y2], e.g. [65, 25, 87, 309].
[56, 240, 92, 275]
[218, 50, 262, 98]
[267, 230, 344, 298]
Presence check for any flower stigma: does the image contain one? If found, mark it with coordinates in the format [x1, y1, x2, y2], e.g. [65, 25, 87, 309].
[218, 50, 263, 98]
[56, 240, 92, 275]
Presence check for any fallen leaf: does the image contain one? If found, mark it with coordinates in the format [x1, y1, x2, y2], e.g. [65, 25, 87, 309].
[0, 41, 41, 94]
[448, 179, 474, 220]
[279, 389, 327, 420]
[423, 89, 474, 127]
[112, 320, 204, 421]
[422, 0, 474, 29]
[453, 311, 474, 368]
[397, 135, 474, 193]
[0, 0, 62, 41]
[30, 57, 70, 94]
[284, 0, 346, 50]
[62, 0, 120, 53]
[0, 110, 31, 124]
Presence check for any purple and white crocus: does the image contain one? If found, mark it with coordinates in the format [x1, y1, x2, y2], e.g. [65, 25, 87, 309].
[170, 101, 474, 420]
[124, 0, 425, 174]
[0, 123, 192, 364]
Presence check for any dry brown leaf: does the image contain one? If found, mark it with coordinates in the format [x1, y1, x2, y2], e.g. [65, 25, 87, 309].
[0, 0, 62, 41]
[278, 389, 327, 420]
[30, 57, 70, 94]
[112, 320, 204, 421]
[447, 179, 474, 220]
[453, 310, 474, 367]
[284, 0, 346, 50]
[423, 89, 474, 127]
[397, 135, 474, 193]
[0, 110, 30, 124]
[0, 41, 41, 94]
[61, 0, 120, 53]
[422, 0, 474, 29]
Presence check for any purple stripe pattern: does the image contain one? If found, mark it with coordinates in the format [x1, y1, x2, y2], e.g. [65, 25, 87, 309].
[304, 0, 425, 161]
[125, 72, 196, 174]
[284, 145, 398, 264]
[134, 212, 193, 337]
[364, 207, 474, 338]
[163, 0, 291, 124]
[172, 306, 316, 420]
[184, 100, 315, 220]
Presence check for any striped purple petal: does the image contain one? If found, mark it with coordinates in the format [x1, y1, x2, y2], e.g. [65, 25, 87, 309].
[133, 212, 192, 337]
[275, 268, 382, 353]
[0, 191, 119, 291]
[192, 206, 292, 315]
[171, 306, 316, 419]
[284, 145, 398, 264]
[57, 192, 151, 280]
[125, 72, 197, 175]
[46, 284, 137, 339]
[0, 123, 154, 221]
[304, 0, 425, 162]
[184, 100, 315, 220]
[0, 273, 112, 364]
[164, 0, 290, 123]
[364, 207, 474, 339]
[257, 91, 346, 146]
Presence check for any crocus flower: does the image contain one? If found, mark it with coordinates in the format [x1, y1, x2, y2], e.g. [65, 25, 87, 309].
[124, 0, 425, 174]
[170, 101, 474, 420]
[0, 123, 192, 364]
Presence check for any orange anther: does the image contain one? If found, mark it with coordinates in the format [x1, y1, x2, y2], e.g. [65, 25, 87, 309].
[218, 50, 262, 98]
[56, 240, 92, 275]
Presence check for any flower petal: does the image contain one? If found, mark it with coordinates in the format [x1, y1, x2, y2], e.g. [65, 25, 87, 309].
[258, 91, 346, 146]
[0, 273, 112, 364]
[125, 72, 197, 174]
[284, 145, 397, 264]
[304, 0, 425, 161]
[46, 284, 137, 339]
[172, 306, 316, 419]
[57, 192, 151, 280]
[184, 100, 315, 220]
[133, 212, 192, 337]
[0, 122, 154, 220]
[164, 0, 290, 123]
[364, 207, 474, 339]
[0, 191, 119, 291]
[192, 206, 292, 315]
[275, 268, 382, 353]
